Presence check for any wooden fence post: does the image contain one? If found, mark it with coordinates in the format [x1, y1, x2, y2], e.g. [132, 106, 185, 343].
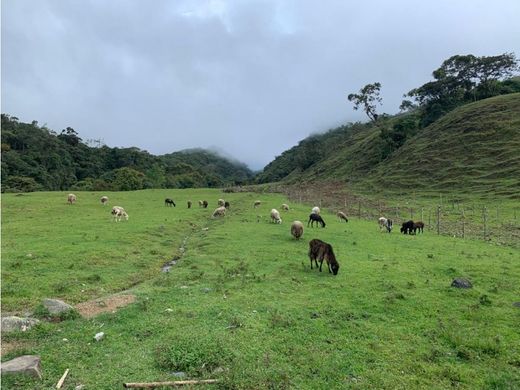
[483, 206, 488, 239]
[437, 206, 441, 235]
[462, 207, 465, 239]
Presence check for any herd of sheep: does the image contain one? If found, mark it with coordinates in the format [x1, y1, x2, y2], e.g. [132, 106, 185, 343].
[66, 193, 426, 277]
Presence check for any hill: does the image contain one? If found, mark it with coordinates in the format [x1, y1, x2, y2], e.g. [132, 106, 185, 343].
[257, 93, 520, 197]
[1, 114, 253, 192]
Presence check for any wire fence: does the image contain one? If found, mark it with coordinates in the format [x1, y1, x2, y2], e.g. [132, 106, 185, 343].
[235, 183, 520, 247]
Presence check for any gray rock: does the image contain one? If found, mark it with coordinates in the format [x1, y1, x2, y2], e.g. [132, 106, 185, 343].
[513, 302, 520, 308]
[202, 287, 212, 293]
[172, 371, 186, 378]
[42, 298, 74, 315]
[75, 385, 86, 390]
[451, 278, 472, 288]
[1, 355, 42, 379]
[1, 316, 40, 333]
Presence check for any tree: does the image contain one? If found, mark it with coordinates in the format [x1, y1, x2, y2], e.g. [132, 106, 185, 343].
[347, 82, 382, 121]
[113, 167, 145, 191]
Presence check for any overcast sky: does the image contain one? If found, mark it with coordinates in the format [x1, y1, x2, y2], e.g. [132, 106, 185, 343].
[2, 0, 520, 169]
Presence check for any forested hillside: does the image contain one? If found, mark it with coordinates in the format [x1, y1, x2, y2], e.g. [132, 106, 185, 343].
[1, 115, 253, 192]
[257, 54, 520, 196]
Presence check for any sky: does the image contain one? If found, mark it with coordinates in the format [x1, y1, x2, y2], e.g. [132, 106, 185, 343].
[2, 0, 520, 170]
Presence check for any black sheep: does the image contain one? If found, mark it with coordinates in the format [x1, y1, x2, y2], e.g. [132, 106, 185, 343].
[308, 213, 326, 228]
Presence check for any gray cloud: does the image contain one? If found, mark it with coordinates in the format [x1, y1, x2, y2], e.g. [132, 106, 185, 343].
[2, 0, 520, 169]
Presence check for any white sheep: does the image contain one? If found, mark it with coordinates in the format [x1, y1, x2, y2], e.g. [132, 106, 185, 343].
[337, 211, 348, 223]
[270, 209, 282, 224]
[198, 200, 204, 207]
[111, 206, 129, 222]
[212, 206, 227, 218]
[311, 206, 320, 215]
[100, 196, 109, 205]
[218, 199, 225, 207]
[281, 203, 290, 211]
[290, 221, 304, 239]
[67, 193, 77, 205]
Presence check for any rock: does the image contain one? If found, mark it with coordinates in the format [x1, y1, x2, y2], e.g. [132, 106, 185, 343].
[172, 371, 186, 378]
[202, 287, 212, 293]
[42, 298, 74, 315]
[75, 385, 85, 390]
[1, 316, 40, 333]
[1, 355, 42, 379]
[212, 367, 225, 374]
[513, 302, 520, 308]
[94, 332, 105, 341]
[451, 278, 472, 288]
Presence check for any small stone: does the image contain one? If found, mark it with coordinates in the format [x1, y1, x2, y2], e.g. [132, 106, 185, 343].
[212, 367, 225, 374]
[75, 385, 85, 390]
[202, 227, 209, 231]
[172, 371, 186, 378]
[165, 308, 173, 312]
[42, 298, 74, 314]
[513, 302, 520, 308]
[26, 253, 33, 258]
[62, 338, 68, 342]
[94, 332, 105, 341]
[180, 285, 188, 289]
[451, 278, 472, 289]
[1, 316, 40, 333]
[202, 287, 212, 293]
[1, 355, 42, 379]
[161, 265, 171, 273]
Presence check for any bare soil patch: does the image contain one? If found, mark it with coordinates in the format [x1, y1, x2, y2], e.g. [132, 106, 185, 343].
[75, 294, 136, 319]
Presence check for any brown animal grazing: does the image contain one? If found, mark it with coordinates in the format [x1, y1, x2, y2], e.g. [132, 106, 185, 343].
[413, 221, 424, 234]
[202, 200, 208, 208]
[308, 239, 340, 275]
[165, 198, 176, 207]
[224, 201, 230, 209]
[187, 201, 192, 208]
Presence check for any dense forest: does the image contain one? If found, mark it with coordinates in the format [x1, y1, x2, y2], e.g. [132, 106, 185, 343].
[257, 53, 520, 185]
[1, 115, 253, 192]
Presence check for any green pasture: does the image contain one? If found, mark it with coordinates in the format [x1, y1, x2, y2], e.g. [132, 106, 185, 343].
[1, 190, 519, 389]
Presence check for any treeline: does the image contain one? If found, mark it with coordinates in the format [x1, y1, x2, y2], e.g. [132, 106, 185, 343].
[1, 115, 253, 192]
[258, 53, 520, 183]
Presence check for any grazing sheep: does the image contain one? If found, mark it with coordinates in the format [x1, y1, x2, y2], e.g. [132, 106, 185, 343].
[290, 221, 304, 240]
[212, 206, 226, 218]
[187, 201, 192, 209]
[202, 200, 208, 208]
[270, 209, 282, 224]
[308, 239, 340, 275]
[400, 220, 415, 234]
[111, 206, 129, 222]
[311, 206, 320, 215]
[67, 193, 77, 205]
[337, 211, 348, 223]
[378, 217, 393, 233]
[308, 213, 326, 228]
[413, 221, 425, 234]
[224, 201, 230, 209]
[100, 196, 109, 205]
[281, 203, 290, 211]
[254, 200, 261, 208]
[198, 200, 204, 207]
[218, 199, 225, 207]
[165, 198, 176, 207]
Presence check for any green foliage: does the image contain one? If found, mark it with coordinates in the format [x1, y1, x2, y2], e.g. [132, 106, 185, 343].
[2, 176, 41, 192]
[379, 114, 420, 159]
[1, 114, 253, 191]
[113, 167, 145, 191]
[347, 82, 383, 121]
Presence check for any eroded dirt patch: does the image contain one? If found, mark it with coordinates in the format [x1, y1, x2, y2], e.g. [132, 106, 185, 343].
[0, 340, 34, 357]
[75, 294, 136, 319]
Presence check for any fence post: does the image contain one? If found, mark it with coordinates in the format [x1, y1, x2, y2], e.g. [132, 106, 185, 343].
[428, 209, 431, 229]
[421, 208, 424, 223]
[462, 207, 465, 239]
[358, 201, 361, 219]
[483, 206, 488, 239]
[437, 206, 441, 235]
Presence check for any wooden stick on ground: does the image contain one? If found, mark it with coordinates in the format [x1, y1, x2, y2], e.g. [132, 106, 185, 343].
[56, 368, 70, 389]
[124, 379, 219, 388]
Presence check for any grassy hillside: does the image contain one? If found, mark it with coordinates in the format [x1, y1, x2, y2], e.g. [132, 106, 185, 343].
[2, 190, 519, 389]
[258, 93, 520, 197]
[363, 94, 520, 196]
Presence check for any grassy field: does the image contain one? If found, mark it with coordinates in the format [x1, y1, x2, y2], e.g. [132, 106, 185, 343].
[1, 189, 520, 389]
